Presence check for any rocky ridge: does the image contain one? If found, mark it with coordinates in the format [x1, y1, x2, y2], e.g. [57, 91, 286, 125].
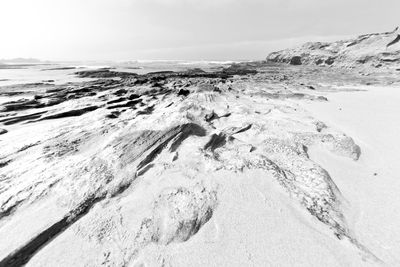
[267, 27, 400, 70]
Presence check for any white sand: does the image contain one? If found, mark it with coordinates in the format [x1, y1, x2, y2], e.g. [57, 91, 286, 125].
[304, 86, 400, 265]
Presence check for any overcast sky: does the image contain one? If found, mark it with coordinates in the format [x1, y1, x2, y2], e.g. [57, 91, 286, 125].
[0, 0, 399, 61]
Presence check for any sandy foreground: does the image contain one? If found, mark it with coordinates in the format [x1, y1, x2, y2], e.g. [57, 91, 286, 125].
[305, 86, 400, 266]
[0, 65, 399, 266]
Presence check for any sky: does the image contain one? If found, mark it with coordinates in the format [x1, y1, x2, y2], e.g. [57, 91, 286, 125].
[0, 0, 399, 61]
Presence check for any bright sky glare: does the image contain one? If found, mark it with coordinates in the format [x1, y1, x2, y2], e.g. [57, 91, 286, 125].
[0, 0, 398, 61]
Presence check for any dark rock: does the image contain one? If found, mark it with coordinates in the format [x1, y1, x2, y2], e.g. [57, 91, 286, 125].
[107, 99, 141, 109]
[221, 64, 257, 75]
[205, 111, 218, 122]
[0, 159, 12, 168]
[204, 133, 227, 151]
[106, 111, 121, 119]
[381, 58, 400, 63]
[224, 124, 252, 135]
[137, 105, 154, 115]
[325, 57, 335, 65]
[146, 71, 175, 76]
[219, 112, 231, 119]
[232, 124, 252, 134]
[178, 89, 190, 97]
[0, 111, 47, 125]
[107, 97, 127, 105]
[1, 99, 44, 112]
[114, 89, 128, 96]
[290, 56, 302, 65]
[213, 86, 222, 93]
[134, 123, 207, 170]
[128, 94, 140, 100]
[315, 121, 327, 132]
[45, 67, 76, 71]
[387, 34, 400, 47]
[151, 82, 164, 88]
[75, 69, 137, 79]
[185, 68, 206, 75]
[38, 106, 98, 121]
[0, 128, 7, 135]
[34, 95, 44, 100]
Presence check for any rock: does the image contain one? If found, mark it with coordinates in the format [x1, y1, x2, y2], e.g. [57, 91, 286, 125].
[315, 121, 327, 132]
[0, 54, 386, 266]
[325, 57, 335, 65]
[0, 111, 47, 125]
[290, 56, 302, 65]
[184, 68, 206, 75]
[177, 88, 190, 97]
[113, 89, 128, 96]
[38, 106, 99, 121]
[204, 133, 227, 151]
[107, 97, 127, 105]
[128, 93, 140, 100]
[315, 58, 324, 65]
[137, 105, 154, 115]
[213, 86, 222, 93]
[266, 27, 400, 69]
[228, 123, 252, 135]
[221, 64, 257, 75]
[387, 34, 400, 47]
[75, 69, 137, 79]
[107, 99, 141, 109]
[0, 128, 7, 135]
[105, 111, 121, 119]
[1, 99, 44, 112]
[204, 111, 218, 122]
[45, 67, 76, 71]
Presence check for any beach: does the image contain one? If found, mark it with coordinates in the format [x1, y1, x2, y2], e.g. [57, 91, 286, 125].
[0, 61, 399, 266]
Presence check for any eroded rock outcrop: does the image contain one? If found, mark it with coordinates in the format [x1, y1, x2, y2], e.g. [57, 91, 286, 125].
[267, 27, 400, 70]
[0, 62, 384, 266]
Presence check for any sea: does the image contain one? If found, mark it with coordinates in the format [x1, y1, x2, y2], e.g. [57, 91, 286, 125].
[0, 60, 238, 87]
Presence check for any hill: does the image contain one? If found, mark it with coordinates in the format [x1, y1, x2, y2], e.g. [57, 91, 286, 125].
[267, 27, 400, 69]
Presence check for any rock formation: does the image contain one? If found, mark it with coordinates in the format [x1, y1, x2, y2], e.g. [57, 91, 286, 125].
[267, 27, 400, 69]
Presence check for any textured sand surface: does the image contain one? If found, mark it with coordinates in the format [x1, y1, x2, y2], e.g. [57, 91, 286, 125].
[0, 61, 399, 266]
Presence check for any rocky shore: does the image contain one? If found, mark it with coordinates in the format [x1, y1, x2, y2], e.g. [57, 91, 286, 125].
[1, 31, 400, 266]
[267, 27, 400, 70]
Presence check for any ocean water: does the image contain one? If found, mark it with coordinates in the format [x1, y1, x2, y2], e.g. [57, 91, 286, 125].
[0, 60, 236, 87]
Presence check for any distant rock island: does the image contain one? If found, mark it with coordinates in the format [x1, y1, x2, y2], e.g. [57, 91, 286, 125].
[267, 27, 400, 69]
